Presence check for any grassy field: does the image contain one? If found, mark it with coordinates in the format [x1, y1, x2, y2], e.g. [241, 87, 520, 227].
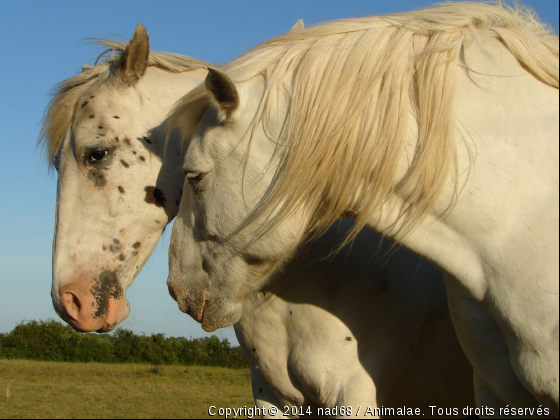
[0, 359, 254, 419]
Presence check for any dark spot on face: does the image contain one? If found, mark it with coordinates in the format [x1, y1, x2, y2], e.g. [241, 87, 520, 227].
[87, 170, 107, 188]
[110, 244, 121, 254]
[102, 245, 107, 251]
[110, 238, 122, 254]
[115, 137, 120, 143]
[139, 156, 146, 162]
[118, 186, 125, 194]
[155, 220, 161, 224]
[90, 269, 123, 320]
[89, 114, 95, 119]
[142, 136, 152, 145]
[345, 337, 353, 342]
[132, 242, 142, 249]
[120, 160, 130, 168]
[90, 96, 95, 99]
[252, 348, 256, 353]
[118, 253, 126, 262]
[98, 125, 104, 130]
[124, 138, 132, 146]
[132, 251, 139, 257]
[144, 186, 166, 208]
[290, 310, 293, 316]
[133, 151, 137, 155]
[113, 116, 120, 119]
[81, 101, 89, 108]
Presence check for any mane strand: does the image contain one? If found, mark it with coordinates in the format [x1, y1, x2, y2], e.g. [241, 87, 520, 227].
[171, 1, 559, 245]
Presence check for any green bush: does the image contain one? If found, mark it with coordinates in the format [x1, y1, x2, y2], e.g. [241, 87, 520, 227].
[0, 319, 249, 369]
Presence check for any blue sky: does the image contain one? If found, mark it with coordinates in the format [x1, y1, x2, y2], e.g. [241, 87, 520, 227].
[0, 1, 558, 344]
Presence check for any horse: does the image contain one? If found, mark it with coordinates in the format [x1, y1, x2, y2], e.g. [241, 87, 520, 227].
[42, 24, 475, 417]
[167, 2, 559, 415]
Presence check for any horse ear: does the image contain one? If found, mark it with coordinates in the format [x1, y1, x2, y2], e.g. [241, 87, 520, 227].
[115, 24, 150, 86]
[205, 67, 239, 115]
[290, 19, 305, 32]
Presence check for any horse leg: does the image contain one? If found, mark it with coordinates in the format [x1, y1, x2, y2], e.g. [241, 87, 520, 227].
[445, 278, 542, 412]
[334, 374, 378, 419]
[509, 329, 559, 418]
[250, 366, 285, 419]
[473, 373, 510, 418]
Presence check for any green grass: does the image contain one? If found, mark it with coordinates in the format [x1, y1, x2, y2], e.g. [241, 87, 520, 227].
[0, 359, 254, 419]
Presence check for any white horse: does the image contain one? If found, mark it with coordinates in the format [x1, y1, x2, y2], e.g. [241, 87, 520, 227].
[43, 25, 474, 417]
[167, 2, 559, 416]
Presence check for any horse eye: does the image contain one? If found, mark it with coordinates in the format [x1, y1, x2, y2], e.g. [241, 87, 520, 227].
[186, 172, 207, 185]
[87, 150, 108, 163]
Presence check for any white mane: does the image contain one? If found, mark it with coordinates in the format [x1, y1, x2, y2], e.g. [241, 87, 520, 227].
[170, 1, 559, 241]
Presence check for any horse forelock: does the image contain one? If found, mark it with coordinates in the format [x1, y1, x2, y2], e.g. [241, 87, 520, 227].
[169, 1, 559, 244]
[39, 39, 209, 168]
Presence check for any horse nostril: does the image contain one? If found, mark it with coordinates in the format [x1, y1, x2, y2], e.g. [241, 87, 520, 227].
[63, 291, 82, 314]
[70, 293, 81, 310]
[202, 258, 211, 274]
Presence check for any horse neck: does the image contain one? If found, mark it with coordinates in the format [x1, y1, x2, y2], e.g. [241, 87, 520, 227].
[365, 40, 560, 298]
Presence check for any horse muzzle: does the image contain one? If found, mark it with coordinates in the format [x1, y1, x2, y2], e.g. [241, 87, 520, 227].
[53, 278, 130, 333]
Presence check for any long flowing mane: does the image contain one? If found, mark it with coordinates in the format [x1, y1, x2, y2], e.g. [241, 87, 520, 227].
[39, 39, 208, 166]
[170, 1, 559, 242]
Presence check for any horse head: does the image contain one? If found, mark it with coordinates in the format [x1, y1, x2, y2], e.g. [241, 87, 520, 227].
[47, 24, 206, 332]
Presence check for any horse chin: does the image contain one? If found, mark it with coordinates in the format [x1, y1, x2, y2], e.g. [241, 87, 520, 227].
[200, 301, 242, 332]
[167, 278, 243, 331]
